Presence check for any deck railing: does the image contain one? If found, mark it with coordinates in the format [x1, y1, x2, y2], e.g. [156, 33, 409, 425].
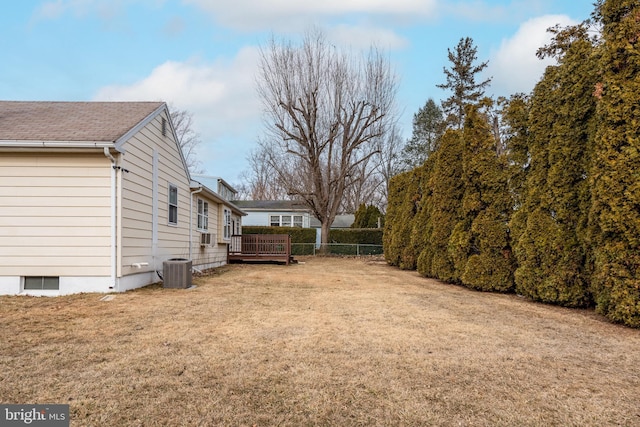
[228, 234, 291, 265]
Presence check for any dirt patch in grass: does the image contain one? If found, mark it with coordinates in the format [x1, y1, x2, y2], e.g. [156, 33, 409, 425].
[1, 257, 639, 426]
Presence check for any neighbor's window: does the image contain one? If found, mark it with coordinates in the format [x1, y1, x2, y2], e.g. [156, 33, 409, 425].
[269, 214, 303, 227]
[223, 208, 232, 240]
[168, 184, 178, 225]
[24, 276, 59, 290]
[197, 198, 208, 230]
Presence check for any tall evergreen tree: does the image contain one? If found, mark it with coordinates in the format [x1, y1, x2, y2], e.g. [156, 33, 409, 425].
[353, 204, 383, 228]
[383, 168, 423, 270]
[437, 37, 492, 129]
[500, 93, 531, 213]
[416, 129, 465, 281]
[447, 101, 514, 291]
[588, 0, 640, 326]
[513, 24, 598, 307]
[401, 98, 445, 169]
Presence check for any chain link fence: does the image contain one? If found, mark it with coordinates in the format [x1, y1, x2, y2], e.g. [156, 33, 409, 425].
[292, 243, 383, 256]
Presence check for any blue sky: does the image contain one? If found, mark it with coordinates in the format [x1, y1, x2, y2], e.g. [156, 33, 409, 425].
[1, 1, 595, 185]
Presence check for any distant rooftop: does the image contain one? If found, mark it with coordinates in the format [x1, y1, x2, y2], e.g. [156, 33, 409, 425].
[232, 200, 310, 211]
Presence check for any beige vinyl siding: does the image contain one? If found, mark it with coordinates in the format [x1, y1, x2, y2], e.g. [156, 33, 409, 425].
[119, 111, 191, 275]
[0, 153, 111, 276]
[191, 195, 228, 268]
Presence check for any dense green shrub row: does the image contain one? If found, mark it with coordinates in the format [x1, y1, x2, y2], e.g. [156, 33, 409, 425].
[385, 0, 640, 327]
[329, 229, 383, 245]
[241, 226, 316, 243]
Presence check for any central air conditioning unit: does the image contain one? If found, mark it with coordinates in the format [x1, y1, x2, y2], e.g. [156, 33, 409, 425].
[162, 258, 192, 289]
[200, 232, 212, 246]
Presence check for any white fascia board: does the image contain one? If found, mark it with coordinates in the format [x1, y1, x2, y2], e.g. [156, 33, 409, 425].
[0, 140, 114, 148]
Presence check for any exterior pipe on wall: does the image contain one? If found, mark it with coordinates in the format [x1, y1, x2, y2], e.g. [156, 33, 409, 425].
[131, 262, 149, 269]
[103, 147, 118, 291]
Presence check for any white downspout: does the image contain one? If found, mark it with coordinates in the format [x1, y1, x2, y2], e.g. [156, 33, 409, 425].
[104, 147, 118, 291]
[189, 187, 203, 260]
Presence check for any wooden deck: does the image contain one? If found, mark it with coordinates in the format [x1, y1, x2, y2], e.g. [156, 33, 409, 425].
[227, 234, 293, 265]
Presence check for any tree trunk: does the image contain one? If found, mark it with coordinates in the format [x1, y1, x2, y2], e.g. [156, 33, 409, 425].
[319, 221, 331, 254]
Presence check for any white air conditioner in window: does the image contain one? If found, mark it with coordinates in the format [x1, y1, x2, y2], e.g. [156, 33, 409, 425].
[200, 233, 212, 246]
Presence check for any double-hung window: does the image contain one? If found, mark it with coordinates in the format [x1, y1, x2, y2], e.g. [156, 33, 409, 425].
[223, 208, 232, 240]
[197, 199, 208, 230]
[168, 184, 178, 225]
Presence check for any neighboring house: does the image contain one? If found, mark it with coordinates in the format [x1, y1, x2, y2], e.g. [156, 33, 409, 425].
[0, 101, 244, 296]
[232, 200, 312, 229]
[233, 200, 355, 246]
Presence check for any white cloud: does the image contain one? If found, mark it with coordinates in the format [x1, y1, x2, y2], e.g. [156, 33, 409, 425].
[327, 24, 409, 50]
[440, 0, 510, 22]
[184, 0, 437, 31]
[94, 47, 262, 179]
[487, 14, 577, 96]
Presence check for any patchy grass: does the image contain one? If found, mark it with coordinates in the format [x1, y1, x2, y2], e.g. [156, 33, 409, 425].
[1, 257, 639, 426]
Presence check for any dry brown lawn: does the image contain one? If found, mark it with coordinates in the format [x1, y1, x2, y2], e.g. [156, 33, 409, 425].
[1, 256, 639, 426]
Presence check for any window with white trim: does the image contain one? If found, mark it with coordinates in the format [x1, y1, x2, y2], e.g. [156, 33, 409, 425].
[168, 184, 178, 225]
[197, 198, 208, 230]
[269, 214, 304, 227]
[24, 276, 59, 290]
[223, 208, 232, 240]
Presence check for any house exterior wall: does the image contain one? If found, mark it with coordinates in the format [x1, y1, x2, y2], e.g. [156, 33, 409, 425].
[190, 194, 228, 270]
[241, 210, 311, 228]
[0, 153, 112, 295]
[0, 107, 236, 296]
[117, 110, 192, 291]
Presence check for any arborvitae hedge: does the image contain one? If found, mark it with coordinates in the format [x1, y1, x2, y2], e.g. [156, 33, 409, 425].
[512, 26, 597, 307]
[352, 204, 384, 228]
[448, 103, 514, 292]
[382, 0, 640, 327]
[416, 129, 464, 282]
[588, 0, 640, 327]
[383, 168, 423, 269]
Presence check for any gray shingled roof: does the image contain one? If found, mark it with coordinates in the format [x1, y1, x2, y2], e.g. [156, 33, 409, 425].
[0, 101, 164, 142]
[232, 200, 311, 211]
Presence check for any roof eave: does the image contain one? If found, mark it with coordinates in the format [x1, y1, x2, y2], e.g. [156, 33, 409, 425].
[0, 140, 115, 149]
[190, 181, 247, 216]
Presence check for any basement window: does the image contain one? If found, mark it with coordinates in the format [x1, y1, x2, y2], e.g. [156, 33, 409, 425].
[24, 276, 59, 290]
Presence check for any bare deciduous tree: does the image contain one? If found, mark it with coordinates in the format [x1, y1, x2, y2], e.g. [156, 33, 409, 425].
[256, 29, 398, 245]
[236, 143, 289, 200]
[169, 106, 203, 174]
[341, 123, 404, 213]
[374, 122, 405, 213]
